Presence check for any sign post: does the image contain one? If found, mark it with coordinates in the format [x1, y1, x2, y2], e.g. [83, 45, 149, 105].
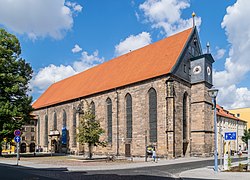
[14, 130, 21, 166]
[224, 132, 236, 170]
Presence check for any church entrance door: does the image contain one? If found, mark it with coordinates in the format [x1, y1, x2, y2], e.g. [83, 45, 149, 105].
[125, 144, 131, 157]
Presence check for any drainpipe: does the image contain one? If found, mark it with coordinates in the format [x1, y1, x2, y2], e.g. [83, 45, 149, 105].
[116, 89, 120, 156]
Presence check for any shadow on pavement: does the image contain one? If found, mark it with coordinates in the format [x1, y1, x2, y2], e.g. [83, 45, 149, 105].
[0, 162, 212, 180]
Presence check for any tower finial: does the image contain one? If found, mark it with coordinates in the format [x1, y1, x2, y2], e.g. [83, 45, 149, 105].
[192, 12, 196, 27]
[206, 42, 210, 54]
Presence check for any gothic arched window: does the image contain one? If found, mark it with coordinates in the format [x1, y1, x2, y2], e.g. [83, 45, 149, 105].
[106, 98, 112, 143]
[125, 93, 132, 139]
[44, 115, 48, 146]
[72, 110, 77, 147]
[37, 116, 40, 145]
[63, 110, 67, 128]
[90, 101, 95, 117]
[148, 88, 157, 143]
[183, 93, 188, 142]
[53, 112, 57, 130]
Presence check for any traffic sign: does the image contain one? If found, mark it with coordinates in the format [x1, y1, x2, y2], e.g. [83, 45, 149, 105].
[225, 132, 236, 140]
[14, 129, 21, 136]
[14, 136, 21, 143]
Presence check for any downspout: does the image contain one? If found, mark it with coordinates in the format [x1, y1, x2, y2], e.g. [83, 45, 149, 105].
[116, 89, 119, 156]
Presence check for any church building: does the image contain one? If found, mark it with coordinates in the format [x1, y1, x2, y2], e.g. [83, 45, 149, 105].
[32, 27, 215, 158]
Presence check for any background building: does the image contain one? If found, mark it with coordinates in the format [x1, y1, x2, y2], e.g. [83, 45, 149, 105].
[32, 27, 215, 158]
[229, 108, 250, 129]
[217, 105, 247, 155]
[20, 119, 37, 153]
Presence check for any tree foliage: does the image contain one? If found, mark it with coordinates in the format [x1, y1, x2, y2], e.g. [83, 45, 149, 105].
[77, 106, 106, 159]
[242, 128, 250, 147]
[0, 28, 33, 149]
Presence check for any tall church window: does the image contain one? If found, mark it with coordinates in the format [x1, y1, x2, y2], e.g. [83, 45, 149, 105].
[37, 116, 40, 145]
[63, 110, 67, 128]
[148, 88, 157, 143]
[90, 101, 95, 117]
[53, 112, 57, 130]
[44, 115, 48, 146]
[106, 98, 112, 143]
[125, 93, 132, 139]
[72, 110, 77, 147]
[183, 92, 188, 156]
[183, 93, 188, 141]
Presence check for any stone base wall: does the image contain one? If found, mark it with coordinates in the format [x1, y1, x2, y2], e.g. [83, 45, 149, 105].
[33, 76, 170, 157]
[33, 77, 214, 158]
[190, 83, 214, 157]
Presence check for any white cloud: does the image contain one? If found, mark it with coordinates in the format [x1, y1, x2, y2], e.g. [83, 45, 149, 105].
[0, 0, 82, 40]
[115, 32, 152, 56]
[73, 50, 104, 72]
[214, 0, 250, 109]
[72, 44, 82, 53]
[30, 64, 77, 94]
[66, 1, 83, 12]
[30, 50, 104, 94]
[214, 47, 226, 60]
[139, 0, 201, 36]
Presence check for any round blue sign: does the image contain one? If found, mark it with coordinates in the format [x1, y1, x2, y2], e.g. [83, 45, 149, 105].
[14, 136, 21, 143]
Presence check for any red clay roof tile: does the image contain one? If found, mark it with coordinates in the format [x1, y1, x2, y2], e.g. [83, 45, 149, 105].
[33, 28, 193, 109]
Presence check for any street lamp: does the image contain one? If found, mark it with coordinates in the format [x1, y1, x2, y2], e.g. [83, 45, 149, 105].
[208, 88, 219, 172]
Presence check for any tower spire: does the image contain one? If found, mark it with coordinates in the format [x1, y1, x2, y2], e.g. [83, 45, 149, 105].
[192, 12, 196, 28]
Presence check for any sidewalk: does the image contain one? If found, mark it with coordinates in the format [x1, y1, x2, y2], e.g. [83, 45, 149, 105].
[0, 155, 249, 179]
[179, 160, 250, 180]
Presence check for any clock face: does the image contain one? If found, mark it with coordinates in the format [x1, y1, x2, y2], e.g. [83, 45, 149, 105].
[193, 65, 202, 74]
[207, 66, 211, 76]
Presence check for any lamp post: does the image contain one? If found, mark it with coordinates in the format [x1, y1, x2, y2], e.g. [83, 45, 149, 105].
[208, 88, 219, 172]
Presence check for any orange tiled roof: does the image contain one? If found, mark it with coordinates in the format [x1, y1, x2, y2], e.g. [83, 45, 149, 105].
[33, 28, 193, 109]
[216, 105, 245, 122]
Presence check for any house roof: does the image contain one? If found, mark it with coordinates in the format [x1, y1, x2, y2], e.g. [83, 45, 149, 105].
[216, 105, 246, 122]
[33, 28, 193, 109]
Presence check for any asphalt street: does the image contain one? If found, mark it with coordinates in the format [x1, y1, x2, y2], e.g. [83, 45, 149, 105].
[0, 157, 246, 180]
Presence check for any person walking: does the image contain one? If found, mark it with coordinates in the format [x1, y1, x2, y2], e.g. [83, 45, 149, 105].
[152, 147, 156, 162]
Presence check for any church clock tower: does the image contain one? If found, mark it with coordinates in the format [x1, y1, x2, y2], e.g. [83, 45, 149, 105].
[190, 53, 215, 156]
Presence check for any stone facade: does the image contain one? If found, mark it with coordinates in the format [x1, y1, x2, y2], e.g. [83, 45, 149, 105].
[33, 28, 216, 158]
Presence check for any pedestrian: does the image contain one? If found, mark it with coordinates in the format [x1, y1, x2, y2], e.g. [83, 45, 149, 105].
[152, 147, 156, 162]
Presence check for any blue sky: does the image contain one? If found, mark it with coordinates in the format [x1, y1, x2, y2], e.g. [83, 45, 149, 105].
[1, 0, 249, 109]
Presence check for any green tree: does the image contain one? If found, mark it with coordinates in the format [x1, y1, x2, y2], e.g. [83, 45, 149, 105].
[242, 128, 250, 148]
[77, 106, 106, 159]
[0, 28, 33, 155]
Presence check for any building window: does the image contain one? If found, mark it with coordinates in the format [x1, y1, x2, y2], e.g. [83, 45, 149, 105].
[63, 110, 67, 128]
[72, 110, 77, 147]
[44, 115, 48, 146]
[31, 136, 35, 141]
[148, 88, 157, 143]
[183, 92, 188, 156]
[53, 112, 57, 130]
[126, 93, 132, 139]
[90, 101, 95, 117]
[37, 117, 40, 145]
[31, 127, 35, 132]
[184, 64, 187, 73]
[106, 98, 112, 144]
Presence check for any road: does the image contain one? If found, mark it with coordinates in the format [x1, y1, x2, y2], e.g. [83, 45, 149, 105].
[0, 158, 246, 180]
